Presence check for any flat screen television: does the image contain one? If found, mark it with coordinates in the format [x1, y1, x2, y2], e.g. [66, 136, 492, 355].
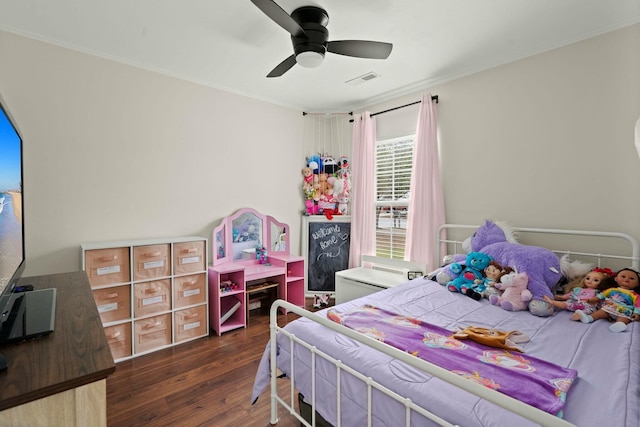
[0, 97, 26, 327]
[0, 96, 56, 370]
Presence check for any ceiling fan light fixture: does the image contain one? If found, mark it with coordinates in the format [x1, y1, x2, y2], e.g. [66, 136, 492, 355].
[296, 51, 324, 68]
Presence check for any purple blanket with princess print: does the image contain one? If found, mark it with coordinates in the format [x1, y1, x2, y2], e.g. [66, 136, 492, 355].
[327, 305, 577, 417]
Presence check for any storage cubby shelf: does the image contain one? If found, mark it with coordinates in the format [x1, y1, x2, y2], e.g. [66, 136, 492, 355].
[82, 236, 208, 362]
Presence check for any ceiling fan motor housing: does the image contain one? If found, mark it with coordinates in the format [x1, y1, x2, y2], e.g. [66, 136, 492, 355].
[291, 7, 329, 59]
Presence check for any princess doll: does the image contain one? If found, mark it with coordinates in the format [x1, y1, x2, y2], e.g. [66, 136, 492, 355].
[543, 267, 615, 320]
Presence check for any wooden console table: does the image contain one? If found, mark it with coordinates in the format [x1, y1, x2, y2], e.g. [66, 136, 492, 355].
[0, 271, 115, 426]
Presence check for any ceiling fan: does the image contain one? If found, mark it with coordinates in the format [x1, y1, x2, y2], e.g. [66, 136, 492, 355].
[251, 0, 393, 77]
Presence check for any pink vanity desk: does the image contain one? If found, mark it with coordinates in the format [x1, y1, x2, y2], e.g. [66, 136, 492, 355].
[208, 208, 305, 335]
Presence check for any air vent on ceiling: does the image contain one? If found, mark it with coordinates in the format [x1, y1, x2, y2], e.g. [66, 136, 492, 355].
[346, 71, 380, 86]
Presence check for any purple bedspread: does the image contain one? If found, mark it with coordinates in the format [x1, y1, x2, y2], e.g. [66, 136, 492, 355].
[252, 277, 640, 427]
[328, 304, 577, 417]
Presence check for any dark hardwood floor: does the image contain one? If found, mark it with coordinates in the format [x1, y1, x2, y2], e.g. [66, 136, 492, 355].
[107, 298, 331, 427]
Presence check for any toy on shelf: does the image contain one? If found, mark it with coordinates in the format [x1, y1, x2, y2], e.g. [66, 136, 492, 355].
[256, 246, 267, 264]
[220, 280, 239, 293]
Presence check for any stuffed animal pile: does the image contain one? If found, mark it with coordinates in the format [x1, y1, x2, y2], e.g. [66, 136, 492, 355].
[302, 154, 351, 217]
[436, 220, 592, 316]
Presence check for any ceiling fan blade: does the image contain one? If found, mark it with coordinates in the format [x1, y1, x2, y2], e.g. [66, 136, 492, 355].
[327, 40, 393, 59]
[267, 54, 297, 78]
[251, 0, 306, 37]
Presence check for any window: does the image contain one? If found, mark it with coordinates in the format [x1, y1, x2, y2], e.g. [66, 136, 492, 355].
[375, 135, 414, 259]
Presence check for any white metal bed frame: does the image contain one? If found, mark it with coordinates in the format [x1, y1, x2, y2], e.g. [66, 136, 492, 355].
[267, 224, 640, 427]
[436, 224, 640, 271]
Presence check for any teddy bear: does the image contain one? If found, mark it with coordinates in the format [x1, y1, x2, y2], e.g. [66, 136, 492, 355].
[317, 173, 328, 198]
[446, 252, 493, 295]
[302, 167, 315, 200]
[302, 167, 313, 190]
[489, 271, 532, 311]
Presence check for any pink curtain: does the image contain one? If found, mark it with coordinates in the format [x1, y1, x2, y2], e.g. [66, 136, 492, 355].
[405, 94, 445, 270]
[349, 112, 377, 268]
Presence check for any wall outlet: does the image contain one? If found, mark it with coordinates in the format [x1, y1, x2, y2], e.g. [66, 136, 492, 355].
[407, 271, 423, 280]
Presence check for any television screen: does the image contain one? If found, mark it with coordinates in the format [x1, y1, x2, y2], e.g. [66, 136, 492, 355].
[0, 98, 25, 323]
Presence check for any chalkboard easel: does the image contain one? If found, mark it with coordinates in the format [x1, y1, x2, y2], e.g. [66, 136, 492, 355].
[301, 216, 351, 294]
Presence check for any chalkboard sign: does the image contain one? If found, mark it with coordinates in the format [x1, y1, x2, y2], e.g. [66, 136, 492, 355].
[304, 217, 351, 293]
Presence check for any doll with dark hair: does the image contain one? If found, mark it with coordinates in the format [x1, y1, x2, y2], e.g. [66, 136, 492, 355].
[543, 267, 615, 320]
[576, 268, 640, 333]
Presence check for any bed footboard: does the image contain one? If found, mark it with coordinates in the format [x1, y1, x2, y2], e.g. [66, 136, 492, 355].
[268, 299, 576, 427]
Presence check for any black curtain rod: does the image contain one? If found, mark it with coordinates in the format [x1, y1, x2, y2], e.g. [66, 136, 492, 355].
[349, 95, 439, 123]
[302, 111, 353, 116]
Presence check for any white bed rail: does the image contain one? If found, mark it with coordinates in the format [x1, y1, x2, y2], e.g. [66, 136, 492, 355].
[269, 299, 576, 427]
[437, 224, 640, 271]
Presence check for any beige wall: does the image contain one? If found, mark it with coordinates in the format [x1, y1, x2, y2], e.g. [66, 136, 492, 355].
[368, 23, 640, 245]
[1, 23, 639, 277]
[0, 30, 305, 276]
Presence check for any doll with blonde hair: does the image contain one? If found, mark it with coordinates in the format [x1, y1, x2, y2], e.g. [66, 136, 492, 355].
[543, 267, 615, 320]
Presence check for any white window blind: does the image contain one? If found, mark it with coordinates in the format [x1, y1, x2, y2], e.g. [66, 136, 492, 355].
[375, 136, 414, 259]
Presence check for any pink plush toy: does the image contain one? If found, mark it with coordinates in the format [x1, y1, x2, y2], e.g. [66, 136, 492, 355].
[489, 271, 532, 311]
[304, 200, 320, 215]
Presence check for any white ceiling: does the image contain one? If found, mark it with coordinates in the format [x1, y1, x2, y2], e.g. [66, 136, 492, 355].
[1, 0, 639, 112]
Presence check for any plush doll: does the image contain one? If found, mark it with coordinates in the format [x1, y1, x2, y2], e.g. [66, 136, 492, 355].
[307, 154, 322, 174]
[312, 175, 321, 201]
[446, 252, 493, 295]
[327, 176, 343, 200]
[435, 254, 468, 285]
[489, 271, 532, 311]
[466, 260, 513, 301]
[304, 200, 320, 215]
[322, 156, 339, 174]
[334, 170, 351, 214]
[461, 220, 591, 317]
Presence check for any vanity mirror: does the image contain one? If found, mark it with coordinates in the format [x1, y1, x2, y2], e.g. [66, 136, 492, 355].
[212, 208, 290, 266]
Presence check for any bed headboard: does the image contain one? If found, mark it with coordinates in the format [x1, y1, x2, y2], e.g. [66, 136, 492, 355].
[437, 224, 640, 272]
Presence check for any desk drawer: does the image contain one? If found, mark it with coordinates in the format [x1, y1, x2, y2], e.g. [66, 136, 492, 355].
[173, 241, 206, 275]
[174, 305, 207, 343]
[104, 323, 132, 360]
[134, 313, 171, 354]
[174, 273, 206, 308]
[133, 244, 171, 281]
[85, 247, 130, 287]
[134, 279, 171, 317]
[93, 285, 131, 323]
